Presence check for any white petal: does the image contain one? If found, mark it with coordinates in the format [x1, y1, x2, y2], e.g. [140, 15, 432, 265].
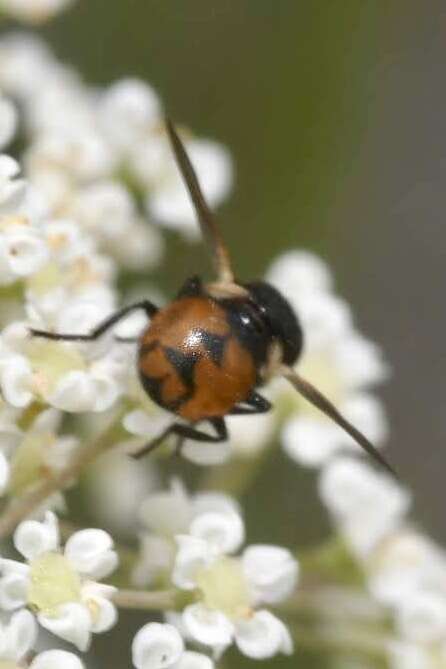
[65, 528, 118, 579]
[138, 478, 192, 537]
[0, 356, 33, 407]
[123, 408, 172, 439]
[182, 603, 234, 648]
[0, 559, 30, 609]
[132, 622, 184, 669]
[190, 511, 244, 555]
[0, 97, 17, 149]
[4, 231, 48, 277]
[181, 439, 231, 466]
[396, 591, 446, 644]
[227, 411, 275, 456]
[242, 545, 298, 605]
[38, 602, 91, 652]
[90, 373, 120, 412]
[30, 650, 85, 669]
[172, 536, 212, 590]
[48, 371, 96, 412]
[173, 651, 214, 669]
[334, 333, 389, 389]
[14, 511, 59, 560]
[191, 492, 240, 520]
[2, 609, 36, 661]
[0, 451, 11, 495]
[267, 250, 333, 297]
[319, 457, 411, 557]
[282, 416, 341, 467]
[234, 610, 293, 659]
[81, 582, 118, 633]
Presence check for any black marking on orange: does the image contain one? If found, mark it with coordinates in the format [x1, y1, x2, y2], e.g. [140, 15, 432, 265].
[196, 329, 227, 366]
[139, 370, 170, 409]
[164, 346, 199, 391]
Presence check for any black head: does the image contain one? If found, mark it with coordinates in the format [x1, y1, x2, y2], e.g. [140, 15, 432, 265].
[244, 281, 303, 366]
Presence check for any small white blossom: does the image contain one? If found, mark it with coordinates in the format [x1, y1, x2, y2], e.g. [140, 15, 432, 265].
[29, 650, 85, 669]
[171, 512, 297, 659]
[368, 530, 446, 607]
[132, 623, 184, 669]
[99, 78, 161, 153]
[0, 511, 118, 651]
[319, 457, 411, 558]
[133, 479, 240, 587]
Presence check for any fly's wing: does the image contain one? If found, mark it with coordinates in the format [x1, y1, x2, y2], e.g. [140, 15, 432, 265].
[283, 368, 399, 479]
[165, 119, 235, 284]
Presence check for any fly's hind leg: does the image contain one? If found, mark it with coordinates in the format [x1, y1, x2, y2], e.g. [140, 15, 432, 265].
[131, 417, 228, 460]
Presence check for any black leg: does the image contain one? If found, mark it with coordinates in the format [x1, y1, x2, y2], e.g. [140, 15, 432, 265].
[114, 336, 139, 343]
[29, 300, 159, 342]
[229, 391, 272, 415]
[131, 417, 228, 459]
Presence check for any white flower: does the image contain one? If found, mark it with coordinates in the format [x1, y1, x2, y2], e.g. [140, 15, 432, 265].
[133, 479, 240, 587]
[0, 321, 123, 413]
[29, 650, 85, 669]
[267, 250, 334, 298]
[171, 515, 297, 659]
[0, 96, 17, 150]
[0, 0, 76, 23]
[319, 457, 411, 558]
[0, 511, 118, 651]
[132, 623, 184, 669]
[368, 530, 446, 607]
[99, 78, 161, 153]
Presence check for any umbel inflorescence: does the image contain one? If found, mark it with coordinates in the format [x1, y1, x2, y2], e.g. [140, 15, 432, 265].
[0, 4, 444, 669]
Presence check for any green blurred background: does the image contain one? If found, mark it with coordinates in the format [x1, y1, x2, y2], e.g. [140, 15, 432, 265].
[5, 1, 446, 666]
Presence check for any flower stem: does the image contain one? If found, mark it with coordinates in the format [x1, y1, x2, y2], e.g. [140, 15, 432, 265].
[0, 406, 126, 540]
[292, 621, 393, 662]
[112, 588, 178, 611]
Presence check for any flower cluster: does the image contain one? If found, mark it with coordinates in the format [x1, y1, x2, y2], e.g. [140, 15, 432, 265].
[319, 455, 446, 668]
[0, 11, 443, 669]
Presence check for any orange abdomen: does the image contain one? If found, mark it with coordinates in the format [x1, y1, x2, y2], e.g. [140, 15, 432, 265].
[138, 296, 257, 421]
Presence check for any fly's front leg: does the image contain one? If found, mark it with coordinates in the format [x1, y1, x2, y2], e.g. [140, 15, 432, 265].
[29, 300, 159, 342]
